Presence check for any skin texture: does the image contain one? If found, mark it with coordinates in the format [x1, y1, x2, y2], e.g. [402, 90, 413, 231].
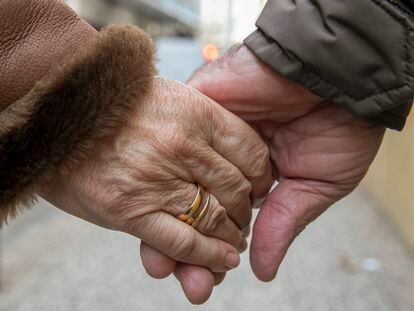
[41, 78, 272, 276]
[140, 45, 386, 304]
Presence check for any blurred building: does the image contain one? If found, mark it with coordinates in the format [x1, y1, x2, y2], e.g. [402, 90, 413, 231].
[200, 0, 266, 48]
[65, 0, 201, 37]
[65, 0, 267, 57]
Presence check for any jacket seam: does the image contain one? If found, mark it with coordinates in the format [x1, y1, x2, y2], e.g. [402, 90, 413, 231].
[385, 0, 414, 18]
[369, 110, 406, 122]
[373, 0, 412, 88]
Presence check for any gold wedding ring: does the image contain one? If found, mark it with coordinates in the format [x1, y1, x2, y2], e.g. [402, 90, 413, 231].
[191, 193, 210, 228]
[177, 184, 210, 228]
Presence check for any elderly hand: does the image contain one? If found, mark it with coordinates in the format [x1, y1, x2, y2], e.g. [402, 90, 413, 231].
[41, 78, 272, 276]
[140, 45, 385, 303]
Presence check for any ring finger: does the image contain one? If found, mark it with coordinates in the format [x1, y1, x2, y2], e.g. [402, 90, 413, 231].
[173, 183, 246, 252]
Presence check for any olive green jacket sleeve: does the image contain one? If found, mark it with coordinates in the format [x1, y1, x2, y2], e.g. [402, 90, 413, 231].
[245, 0, 414, 130]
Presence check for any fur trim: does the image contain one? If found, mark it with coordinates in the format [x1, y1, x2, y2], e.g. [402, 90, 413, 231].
[0, 24, 156, 224]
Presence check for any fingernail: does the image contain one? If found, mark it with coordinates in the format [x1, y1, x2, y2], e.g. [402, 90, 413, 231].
[226, 253, 240, 269]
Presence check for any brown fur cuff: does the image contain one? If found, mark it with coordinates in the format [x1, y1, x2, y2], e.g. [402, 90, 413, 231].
[0, 25, 156, 224]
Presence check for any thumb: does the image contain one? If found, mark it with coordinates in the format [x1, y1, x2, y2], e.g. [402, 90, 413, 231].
[250, 179, 335, 282]
[187, 60, 226, 98]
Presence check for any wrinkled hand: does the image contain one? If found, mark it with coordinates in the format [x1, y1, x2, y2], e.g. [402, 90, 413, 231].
[41, 78, 272, 279]
[140, 45, 385, 303]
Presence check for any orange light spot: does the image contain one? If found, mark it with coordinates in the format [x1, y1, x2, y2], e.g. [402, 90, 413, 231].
[203, 44, 219, 62]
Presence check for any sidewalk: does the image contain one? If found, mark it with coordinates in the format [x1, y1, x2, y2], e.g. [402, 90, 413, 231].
[1, 188, 413, 311]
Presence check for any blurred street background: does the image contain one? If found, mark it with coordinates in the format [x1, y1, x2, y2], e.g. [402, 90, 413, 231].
[1, 1, 414, 310]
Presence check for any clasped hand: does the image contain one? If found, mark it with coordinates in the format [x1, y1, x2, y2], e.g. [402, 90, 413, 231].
[42, 77, 272, 295]
[43, 45, 385, 305]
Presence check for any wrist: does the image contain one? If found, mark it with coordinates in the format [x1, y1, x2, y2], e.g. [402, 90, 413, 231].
[39, 169, 113, 230]
[237, 44, 322, 103]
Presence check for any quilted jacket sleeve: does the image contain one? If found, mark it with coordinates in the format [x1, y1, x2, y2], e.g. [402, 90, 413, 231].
[245, 0, 414, 130]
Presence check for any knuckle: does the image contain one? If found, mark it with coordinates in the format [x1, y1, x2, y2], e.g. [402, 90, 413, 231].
[228, 200, 252, 230]
[165, 133, 194, 159]
[169, 135, 210, 167]
[214, 167, 251, 200]
[224, 177, 252, 227]
[170, 229, 198, 260]
[164, 184, 196, 215]
[249, 144, 270, 177]
[232, 178, 252, 205]
[123, 213, 153, 237]
[237, 210, 252, 230]
[204, 205, 227, 232]
[239, 178, 253, 195]
[199, 103, 225, 142]
[104, 196, 143, 230]
[229, 169, 252, 193]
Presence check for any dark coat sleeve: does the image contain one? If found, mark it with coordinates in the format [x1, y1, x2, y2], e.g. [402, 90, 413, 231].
[244, 0, 414, 130]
